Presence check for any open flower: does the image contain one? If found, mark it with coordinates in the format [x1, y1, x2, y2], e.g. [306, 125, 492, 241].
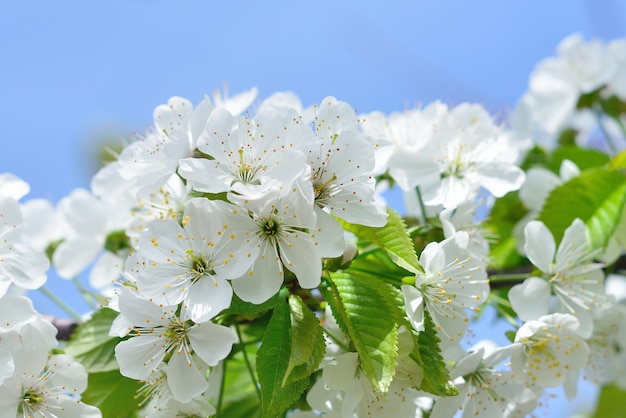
[229, 172, 322, 304]
[510, 313, 590, 390]
[136, 198, 259, 322]
[114, 288, 237, 403]
[509, 219, 610, 338]
[402, 231, 489, 345]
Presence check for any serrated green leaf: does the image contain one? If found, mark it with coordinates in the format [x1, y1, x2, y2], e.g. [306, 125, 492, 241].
[340, 208, 422, 274]
[348, 248, 413, 286]
[328, 271, 399, 392]
[257, 298, 308, 418]
[64, 308, 121, 373]
[283, 295, 325, 386]
[412, 310, 457, 396]
[539, 167, 626, 249]
[81, 370, 140, 418]
[548, 145, 610, 172]
[593, 384, 626, 418]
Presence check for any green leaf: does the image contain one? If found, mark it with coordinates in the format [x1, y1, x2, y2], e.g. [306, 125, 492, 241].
[609, 149, 626, 170]
[283, 295, 325, 386]
[483, 191, 526, 269]
[222, 292, 280, 317]
[340, 207, 422, 274]
[328, 271, 399, 392]
[412, 310, 457, 397]
[547, 145, 610, 173]
[593, 384, 626, 418]
[539, 167, 626, 249]
[256, 297, 308, 418]
[64, 308, 121, 373]
[81, 370, 140, 418]
[220, 394, 261, 418]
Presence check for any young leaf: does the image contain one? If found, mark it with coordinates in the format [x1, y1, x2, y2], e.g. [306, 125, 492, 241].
[256, 297, 308, 418]
[81, 370, 140, 418]
[64, 307, 121, 373]
[539, 167, 626, 248]
[283, 295, 325, 386]
[412, 310, 457, 397]
[328, 271, 399, 392]
[340, 207, 422, 274]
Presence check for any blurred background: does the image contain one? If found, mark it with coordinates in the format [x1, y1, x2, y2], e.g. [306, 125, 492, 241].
[2, 1, 625, 416]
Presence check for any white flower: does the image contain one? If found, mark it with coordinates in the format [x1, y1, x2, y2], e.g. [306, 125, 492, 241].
[431, 345, 540, 418]
[583, 303, 626, 387]
[138, 366, 217, 418]
[511, 34, 617, 150]
[509, 219, 610, 338]
[314, 326, 427, 418]
[387, 102, 525, 209]
[0, 196, 49, 296]
[136, 198, 259, 322]
[52, 188, 132, 289]
[125, 175, 191, 244]
[229, 173, 322, 304]
[0, 325, 101, 418]
[510, 313, 590, 389]
[114, 289, 237, 403]
[439, 200, 490, 261]
[304, 97, 388, 257]
[402, 231, 489, 345]
[178, 106, 308, 197]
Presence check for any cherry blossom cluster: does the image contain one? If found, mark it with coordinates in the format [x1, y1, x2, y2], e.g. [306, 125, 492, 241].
[0, 177, 100, 416]
[0, 32, 625, 418]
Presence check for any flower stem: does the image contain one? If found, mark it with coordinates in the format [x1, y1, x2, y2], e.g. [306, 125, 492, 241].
[594, 105, 620, 154]
[72, 277, 99, 310]
[216, 359, 227, 417]
[235, 323, 261, 401]
[415, 186, 429, 225]
[38, 286, 83, 323]
[488, 273, 529, 283]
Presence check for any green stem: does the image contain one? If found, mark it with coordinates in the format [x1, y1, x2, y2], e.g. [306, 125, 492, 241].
[72, 277, 99, 310]
[235, 324, 261, 401]
[39, 286, 83, 322]
[216, 359, 227, 417]
[488, 273, 530, 283]
[415, 186, 429, 226]
[594, 106, 620, 154]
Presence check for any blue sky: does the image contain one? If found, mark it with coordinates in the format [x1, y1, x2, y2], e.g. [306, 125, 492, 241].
[2, 1, 625, 415]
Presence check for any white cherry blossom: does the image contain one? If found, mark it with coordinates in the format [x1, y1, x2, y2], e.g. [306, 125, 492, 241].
[136, 198, 259, 322]
[402, 231, 489, 345]
[509, 219, 610, 338]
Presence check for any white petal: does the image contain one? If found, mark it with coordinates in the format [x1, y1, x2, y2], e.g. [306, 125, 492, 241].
[167, 348, 209, 403]
[323, 352, 359, 391]
[232, 246, 283, 304]
[188, 323, 237, 366]
[524, 221, 555, 272]
[402, 285, 425, 332]
[115, 336, 166, 380]
[509, 277, 551, 322]
[184, 277, 232, 323]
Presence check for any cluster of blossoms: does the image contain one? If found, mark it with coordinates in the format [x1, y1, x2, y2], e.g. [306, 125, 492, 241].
[1, 33, 625, 418]
[0, 176, 101, 416]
